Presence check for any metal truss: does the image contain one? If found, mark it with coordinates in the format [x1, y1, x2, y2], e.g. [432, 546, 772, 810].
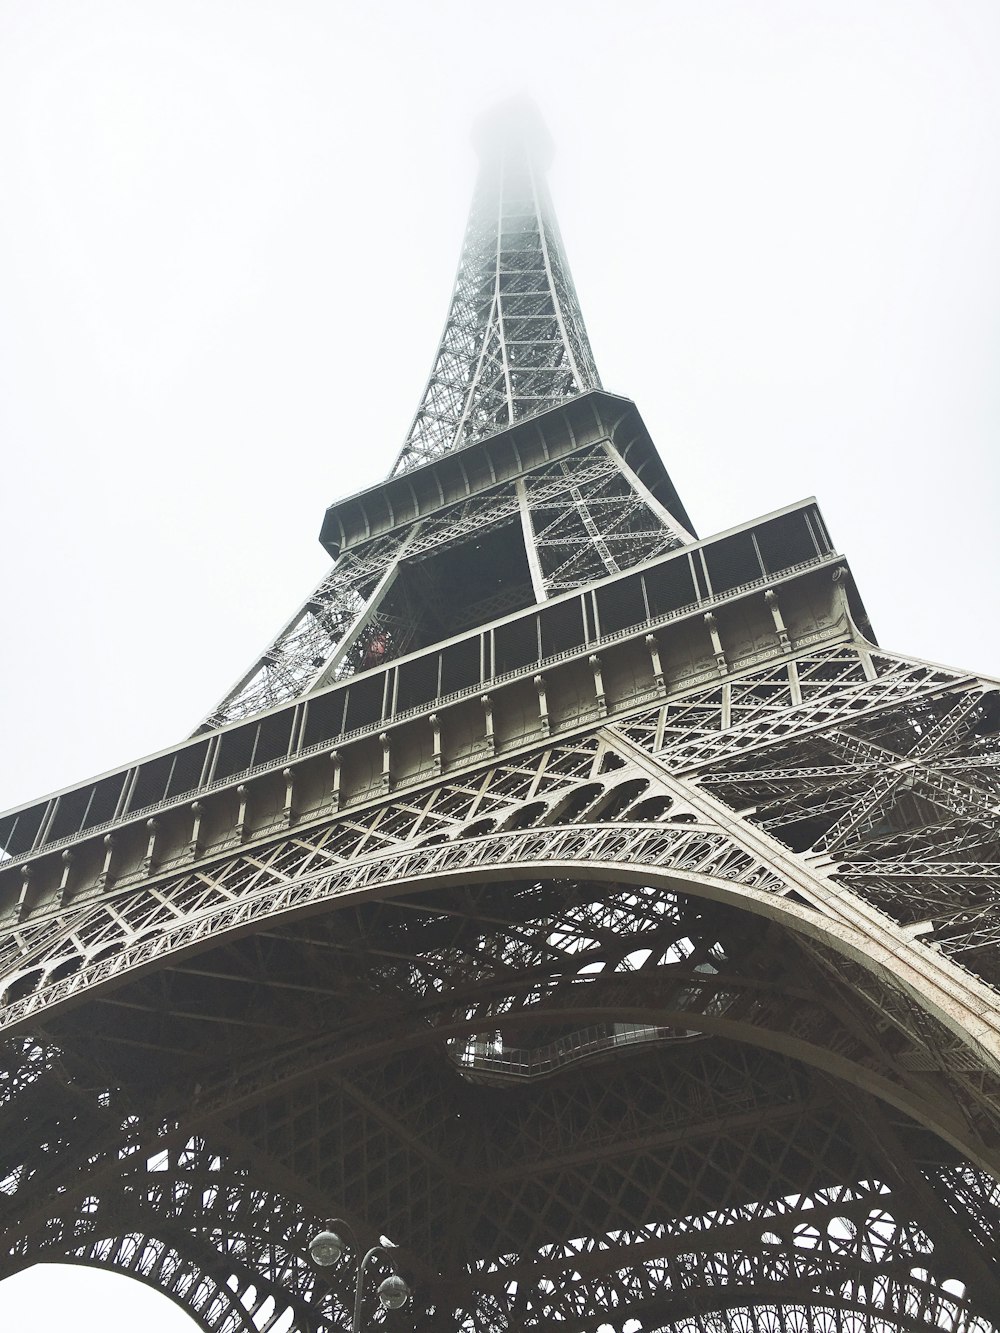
[522, 444, 686, 594]
[198, 103, 685, 733]
[5, 634, 1000, 1330]
[199, 533, 410, 729]
[5, 1034, 999, 1333]
[4, 103, 1000, 1333]
[615, 647, 1000, 979]
[202, 437, 688, 729]
[390, 102, 600, 475]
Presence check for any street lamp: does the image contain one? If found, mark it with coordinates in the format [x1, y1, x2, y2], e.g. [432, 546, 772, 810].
[309, 1218, 410, 1328]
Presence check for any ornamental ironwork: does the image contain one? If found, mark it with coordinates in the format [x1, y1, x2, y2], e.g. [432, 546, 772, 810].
[2, 100, 1000, 1333]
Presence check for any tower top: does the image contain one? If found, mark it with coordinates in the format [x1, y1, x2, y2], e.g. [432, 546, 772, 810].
[472, 97, 555, 172]
[390, 100, 600, 474]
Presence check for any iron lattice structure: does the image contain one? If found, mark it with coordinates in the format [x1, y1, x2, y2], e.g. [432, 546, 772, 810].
[3, 103, 1000, 1333]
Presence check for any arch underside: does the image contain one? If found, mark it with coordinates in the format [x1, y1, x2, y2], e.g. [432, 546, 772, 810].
[5, 868, 1000, 1331]
[22, 1157, 1000, 1333]
[66, 1230, 308, 1333]
[5, 1031, 1000, 1333]
[4, 644, 1000, 1329]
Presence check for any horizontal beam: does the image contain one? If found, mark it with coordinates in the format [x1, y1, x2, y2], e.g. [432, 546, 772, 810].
[0, 510, 842, 893]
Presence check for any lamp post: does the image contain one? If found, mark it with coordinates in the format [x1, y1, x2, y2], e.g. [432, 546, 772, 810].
[309, 1219, 410, 1329]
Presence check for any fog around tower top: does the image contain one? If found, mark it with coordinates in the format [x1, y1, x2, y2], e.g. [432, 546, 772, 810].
[472, 97, 555, 171]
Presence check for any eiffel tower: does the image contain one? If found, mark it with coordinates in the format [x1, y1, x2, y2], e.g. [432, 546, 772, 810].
[3, 100, 1000, 1333]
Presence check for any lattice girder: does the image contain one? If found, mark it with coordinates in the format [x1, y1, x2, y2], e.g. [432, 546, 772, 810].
[5, 693, 1000, 1327]
[199, 392, 693, 729]
[4, 1022, 1000, 1331]
[4, 102, 1000, 1333]
[189, 98, 693, 732]
[392, 101, 600, 474]
[1, 741, 1000, 1322]
[194, 92, 619, 733]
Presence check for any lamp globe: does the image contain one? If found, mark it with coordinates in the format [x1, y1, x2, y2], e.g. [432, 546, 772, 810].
[378, 1274, 410, 1310]
[308, 1230, 344, 1267]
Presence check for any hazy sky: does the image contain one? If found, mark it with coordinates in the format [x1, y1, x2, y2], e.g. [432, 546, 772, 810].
[2, 1, 999, 1327]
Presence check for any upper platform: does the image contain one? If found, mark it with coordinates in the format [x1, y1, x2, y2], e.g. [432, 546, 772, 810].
[320, 391, 696, 559]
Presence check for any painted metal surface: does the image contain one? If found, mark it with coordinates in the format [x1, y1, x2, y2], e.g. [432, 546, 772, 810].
[3, 103, 1000, 1333]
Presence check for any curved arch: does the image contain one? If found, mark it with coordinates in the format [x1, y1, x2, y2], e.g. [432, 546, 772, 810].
[0, 1262, 213, 1333]
[6, 944, 1000, 1330]
[16, 1193, 991, 1333]
[447, 1160, 1000, 1332]
[5, 1233, 298, 1333]
[9, 1185, 350, 1333]
[67, 1236, 263, 1333]
[7, 823, 999, 1063]
[459, 816, 498, 839]
[497, 800, 550, 831]
[544, 1291, 992, 1333]
[590, 776, 649, 820]
[630, 793, 674, 821]
[547, 781, 607, 825]
[12, 1115, 997, 1333]
[6, 823, 1000, 1180]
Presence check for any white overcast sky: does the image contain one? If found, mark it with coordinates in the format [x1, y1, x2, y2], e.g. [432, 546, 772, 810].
[2, 1, 999, 1328]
